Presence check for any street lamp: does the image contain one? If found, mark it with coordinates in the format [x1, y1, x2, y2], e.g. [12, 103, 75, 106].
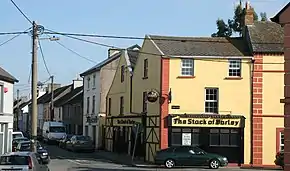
[39, 36, 60, 41]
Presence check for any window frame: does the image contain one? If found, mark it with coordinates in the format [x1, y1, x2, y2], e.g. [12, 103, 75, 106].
[209, 128, 239, 147]
[87, 77, 90, 90]
[92, 95, 95, 114]
[142, 92, 147, 113]
[0, 84, 3, 113]
[121, 65, 125, 82]
[86, 97, 90, 114]
[108, 98, 111, 116]
[143, 59, 148, 79]
[280, 131, 284, 151]
[181, 59, 194, 76]
[228, 59, 242, 77]
[204, 88, 219, 114]
[92, 74, 96, 88]
[119, 96, 124, 115]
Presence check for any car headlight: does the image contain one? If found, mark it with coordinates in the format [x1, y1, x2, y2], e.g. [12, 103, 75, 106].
[42, 152, 48, 156]
[222, 157, 227, 161]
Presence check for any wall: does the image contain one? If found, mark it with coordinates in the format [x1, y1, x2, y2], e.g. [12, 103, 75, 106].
[168, 57, 252, 163]
[100, 58, 120, 115]
[37, 104, 44, 128]
[54, 106, 62, 122]
[261, 54, 284, 165]
[131, 38, 161, 116]
[107, 53, 131, 116]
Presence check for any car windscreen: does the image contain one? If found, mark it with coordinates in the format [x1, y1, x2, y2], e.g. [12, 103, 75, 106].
[49, 126, 65, 133]
[21, 142, 41, 150]
[13, 133, 23, 139]
[0, 155, 29, 165]
[14, 138, 28, 143]
[76, 136, 91, 141]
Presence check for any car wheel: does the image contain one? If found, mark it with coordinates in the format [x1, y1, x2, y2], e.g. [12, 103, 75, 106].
[164, 159, 175, 168]
[209, 159, 220, 169]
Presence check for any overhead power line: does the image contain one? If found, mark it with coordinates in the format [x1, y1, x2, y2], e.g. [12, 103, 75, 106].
[10, 0, 33, 24]
[0, 27, 31, 47]
[38, 39, 51, 77]
[45, 34, 97, 63]
[0, 31, 29, 35]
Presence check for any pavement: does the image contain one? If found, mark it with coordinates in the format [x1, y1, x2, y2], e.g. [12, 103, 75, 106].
[44, 144, 282, 171]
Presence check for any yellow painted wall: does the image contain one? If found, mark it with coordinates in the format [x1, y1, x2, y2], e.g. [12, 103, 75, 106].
[262, 54, 284, 165]
[131, 38, 161, 116]
[262, 117, 283, 164]
[168, 57, 252, 164]
[107, 53, 131, 116]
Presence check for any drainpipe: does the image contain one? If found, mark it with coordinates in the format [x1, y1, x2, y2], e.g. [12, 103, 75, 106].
[250, 58, 254, 165]
[129, 74, 133, 113]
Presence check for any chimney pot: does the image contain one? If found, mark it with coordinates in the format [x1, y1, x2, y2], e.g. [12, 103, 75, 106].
[244, 1, 254, 26]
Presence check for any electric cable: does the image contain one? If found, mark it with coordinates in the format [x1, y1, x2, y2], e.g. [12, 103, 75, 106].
[38, 38, 51, 77]
[10, 0, 33, 24]
[0, 27, 31, 47]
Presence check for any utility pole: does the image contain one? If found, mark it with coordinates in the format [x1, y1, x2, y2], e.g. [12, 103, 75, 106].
[50, 75, 54, 121]
[16, 89, 20, 131]
[31, 21, 38, 152]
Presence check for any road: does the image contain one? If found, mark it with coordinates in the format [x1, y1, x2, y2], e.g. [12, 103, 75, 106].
[45, 144, 281, 171]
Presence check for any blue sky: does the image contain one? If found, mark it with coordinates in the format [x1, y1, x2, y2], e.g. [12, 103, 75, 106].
[0, 0, 287, 97]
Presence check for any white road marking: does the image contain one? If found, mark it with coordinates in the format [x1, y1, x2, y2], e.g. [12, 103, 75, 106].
[68, 159, 84, 165]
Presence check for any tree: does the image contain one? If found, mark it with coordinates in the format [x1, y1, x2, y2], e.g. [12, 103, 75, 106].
[260, 12, 267, 21]
[212, 4, 263, 37]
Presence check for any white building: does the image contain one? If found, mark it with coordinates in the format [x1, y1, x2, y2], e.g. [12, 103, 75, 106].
[0, 66, 18, 154]
[80, 45, 140, 149]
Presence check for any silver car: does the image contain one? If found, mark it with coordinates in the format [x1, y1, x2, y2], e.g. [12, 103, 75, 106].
[0, 152, 49, 171]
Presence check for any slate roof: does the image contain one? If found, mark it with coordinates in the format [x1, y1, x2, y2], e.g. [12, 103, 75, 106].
[37, 85, 72, 104]
[54, 86, 83, 107]
[148, 35, 251, 57]
[0, 66, 18, 83]
[80, 44, 141, 76]
[65, 91, 83, 105]
[127, 50, 140, 69]
[246, 21, 284, 53]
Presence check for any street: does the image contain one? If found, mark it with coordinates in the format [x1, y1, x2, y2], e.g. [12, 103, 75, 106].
[45, 144, 281, 171]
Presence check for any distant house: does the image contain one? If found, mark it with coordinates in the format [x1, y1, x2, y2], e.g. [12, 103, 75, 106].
[80, 44, 140, 149]
[0, 66, 18, 154]
[54, 86, 83, 135]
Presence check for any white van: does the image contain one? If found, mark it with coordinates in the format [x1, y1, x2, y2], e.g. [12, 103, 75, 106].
[12, 132, 24, 139]
[42, 122, 66, 143]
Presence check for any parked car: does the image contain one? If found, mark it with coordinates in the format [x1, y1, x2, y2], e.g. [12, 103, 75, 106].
[66, 135, 94, 152]
[0, 152, 49, 171]
[58, 134, 73, 149]
[275, 150, 284, 169]
[12, 137, 29, 152]
[16, 140, 50, 164]
[154, 145, 228, 169]
[12, 131, 24, 139]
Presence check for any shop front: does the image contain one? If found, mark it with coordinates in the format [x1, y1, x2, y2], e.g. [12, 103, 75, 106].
[168, 114, 245, 165]
[105, 115, 145, 158]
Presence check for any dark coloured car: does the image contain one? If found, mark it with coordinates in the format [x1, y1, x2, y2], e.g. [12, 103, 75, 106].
[66, 135, 94, 152]
[16, 140, 50, 164]
[154, 146, 228, 169]
[12, 137, 29, 152]
[274, 150, 284, 169]
[58, 134, 73, 149]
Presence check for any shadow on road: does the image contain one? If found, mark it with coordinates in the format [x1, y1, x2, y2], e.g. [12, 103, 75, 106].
[43, 144, 115, 164]
[70, 166, 150, 171]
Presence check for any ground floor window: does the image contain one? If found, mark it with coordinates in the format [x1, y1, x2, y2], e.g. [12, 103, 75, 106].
[209, 128, 239, 147]
[280, 132, 284, 151]
[171, 128, 200, 146]
[85, 126, 88, 136]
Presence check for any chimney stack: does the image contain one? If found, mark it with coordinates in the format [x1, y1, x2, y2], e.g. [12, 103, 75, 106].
[244, 1, 254, 26]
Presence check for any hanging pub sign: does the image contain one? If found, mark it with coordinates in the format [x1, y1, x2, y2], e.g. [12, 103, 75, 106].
[147, 89, 159, 103]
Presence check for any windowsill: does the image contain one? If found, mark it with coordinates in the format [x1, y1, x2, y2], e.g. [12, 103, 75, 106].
[142, 76, 148, 80]
[177, 76, 196, 79]
[224, 77, 243, 80]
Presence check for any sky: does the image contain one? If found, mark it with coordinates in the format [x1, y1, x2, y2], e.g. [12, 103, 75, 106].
[0, 0, 288, 97]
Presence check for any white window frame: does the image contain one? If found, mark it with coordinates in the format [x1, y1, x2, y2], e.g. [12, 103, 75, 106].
[280, 132, 284, 151]
[181, 59, 194, 76]
[228, 59, 241, 77]
[92, 74, 96, 88]
[204, 88, 219, 114]
[87, 77, 90, 90]
[0, 84, 3, 113]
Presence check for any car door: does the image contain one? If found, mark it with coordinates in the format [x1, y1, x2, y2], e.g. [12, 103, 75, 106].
[173, 146, 193, 166]
[32, 153, 47, 171]
[188, 147, 209, 166]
